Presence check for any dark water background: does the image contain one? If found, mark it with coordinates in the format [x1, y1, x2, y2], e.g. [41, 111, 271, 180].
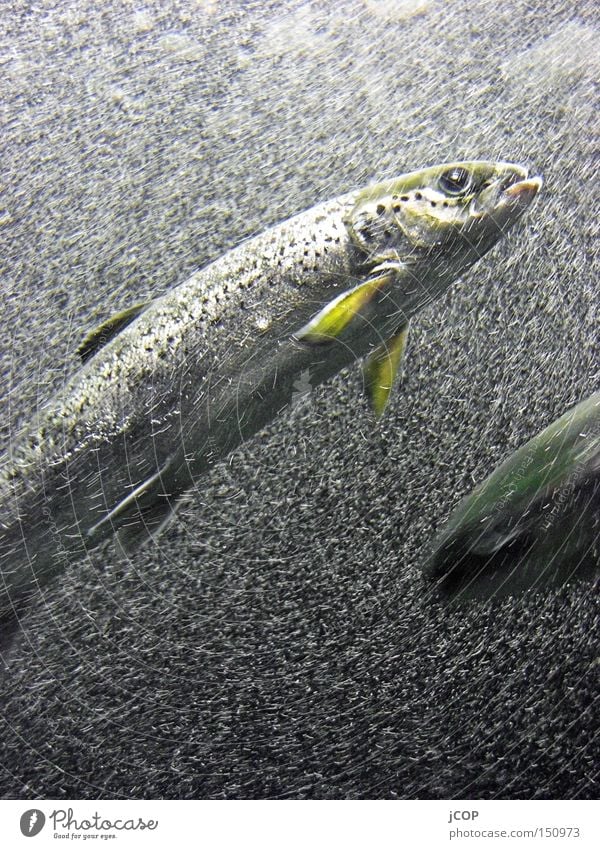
[0, 0, 598, 798]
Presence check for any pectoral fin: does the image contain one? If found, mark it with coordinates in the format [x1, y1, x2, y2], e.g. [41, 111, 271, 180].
[77, 302, 149, 363]
[295, 273, 392, 345]
[363, 324, 409, 418]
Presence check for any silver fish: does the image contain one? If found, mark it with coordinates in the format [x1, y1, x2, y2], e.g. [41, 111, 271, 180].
[426, 391, 600, 600]
[0, 161, 541, 622]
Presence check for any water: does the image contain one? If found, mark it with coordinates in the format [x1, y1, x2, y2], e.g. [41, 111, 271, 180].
[0, 0, 598, 800]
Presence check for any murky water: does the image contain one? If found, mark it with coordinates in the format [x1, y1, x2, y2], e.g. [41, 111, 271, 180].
[0, 0, 598, 800]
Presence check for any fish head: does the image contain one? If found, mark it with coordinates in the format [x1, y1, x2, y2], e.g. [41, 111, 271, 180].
[424, 393, 600, 601]
[346, 160, 542, 282]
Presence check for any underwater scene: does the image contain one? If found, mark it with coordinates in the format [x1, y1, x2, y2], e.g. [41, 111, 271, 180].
[0, 0, 598, 799]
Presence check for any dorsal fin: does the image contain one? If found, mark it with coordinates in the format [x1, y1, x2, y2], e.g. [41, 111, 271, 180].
[77, 302, 149, 363]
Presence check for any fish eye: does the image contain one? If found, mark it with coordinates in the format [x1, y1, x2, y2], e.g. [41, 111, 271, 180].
[438, 167, 472, 197]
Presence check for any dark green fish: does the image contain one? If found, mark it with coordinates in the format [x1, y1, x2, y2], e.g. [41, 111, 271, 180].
[0, 161, 542, 624]
[427, 392, 600, 600]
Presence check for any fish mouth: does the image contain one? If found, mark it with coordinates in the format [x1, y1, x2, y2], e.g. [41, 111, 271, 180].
[471, 169, 543, 217]
[502, 175, 543, 202]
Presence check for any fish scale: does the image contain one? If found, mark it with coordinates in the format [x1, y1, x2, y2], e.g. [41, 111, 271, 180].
[0, 161, 541, 630]
[7, 196, 356, 474]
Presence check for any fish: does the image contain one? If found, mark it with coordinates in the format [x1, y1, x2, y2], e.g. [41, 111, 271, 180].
[426, 392, 600, 600]
[0, 161, 542, 626]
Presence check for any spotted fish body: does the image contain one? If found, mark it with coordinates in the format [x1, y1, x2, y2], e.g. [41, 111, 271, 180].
[0, 161, 541, 623]
[427, 392, 600, 600]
